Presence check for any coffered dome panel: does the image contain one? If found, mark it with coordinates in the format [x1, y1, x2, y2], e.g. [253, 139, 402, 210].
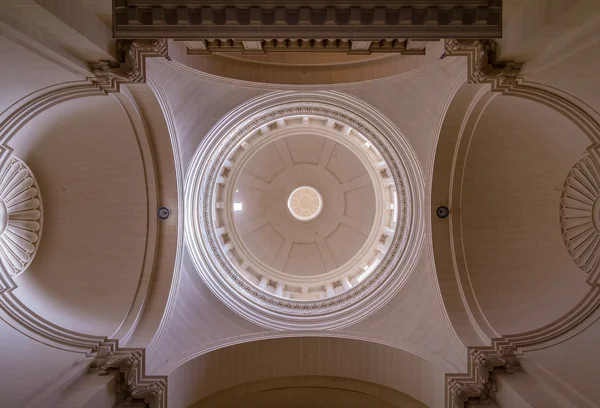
[230, 135, 376, 282]
[185, 91, 425, 329]
[285, 134, 325, 165]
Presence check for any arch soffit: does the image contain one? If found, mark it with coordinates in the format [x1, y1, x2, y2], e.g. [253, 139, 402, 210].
[432, 78, 600, 355]
[0, 79, 178, 354]
[161, 330, 459, 377]
[168, 336, 442, 408]
[191, 375, 426, 408]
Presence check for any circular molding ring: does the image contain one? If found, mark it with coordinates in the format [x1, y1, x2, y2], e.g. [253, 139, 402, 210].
[185, 91, 425, 330]
[287, 186, 323, 221]
[0, 156, 43, 278]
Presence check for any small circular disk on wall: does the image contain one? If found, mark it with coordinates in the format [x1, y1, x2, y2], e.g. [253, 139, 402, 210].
[157, 206, 171, 220]
[436, 206, 450, 219]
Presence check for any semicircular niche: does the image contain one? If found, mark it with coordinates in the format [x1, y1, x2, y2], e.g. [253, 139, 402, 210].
[0, 156, 43, 278]
[560, 155, 600, 274]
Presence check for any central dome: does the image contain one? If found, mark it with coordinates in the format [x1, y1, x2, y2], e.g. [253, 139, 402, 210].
[230, 133, 377, 283]
[185, 92, 425, 329]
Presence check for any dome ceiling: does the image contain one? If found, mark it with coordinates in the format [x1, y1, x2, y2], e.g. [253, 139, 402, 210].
[220, 117, 395, 302]
[231, 134, 376, 281]
[185, 91, 425, 329]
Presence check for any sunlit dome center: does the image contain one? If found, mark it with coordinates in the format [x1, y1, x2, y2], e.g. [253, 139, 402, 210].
[287, 186, 322, 221]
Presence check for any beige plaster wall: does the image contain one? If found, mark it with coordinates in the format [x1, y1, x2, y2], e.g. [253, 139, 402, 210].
[0, 35, 80, 114]
[524, 319, 600, 407]
[199, 387, 400, 408]
[9, 95, 149, 336]
[499, 0, 600, 76]
[0, 320, 82, 408]
[460, 95, 591, 335]
[527, 40, 600, 115]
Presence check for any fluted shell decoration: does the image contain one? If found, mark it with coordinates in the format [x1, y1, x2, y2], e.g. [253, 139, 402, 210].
[0, 157, 43, 278]
[560, 155, 600, 274]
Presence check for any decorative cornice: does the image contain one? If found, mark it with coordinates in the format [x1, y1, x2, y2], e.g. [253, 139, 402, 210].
[113, 1, 502, 39]
[180, 38, 427, 55]
[444, 39, 523, 93]
[90, 346, 167, 408]
[88, 40, 169, 94]
[447, 346, 521, 408]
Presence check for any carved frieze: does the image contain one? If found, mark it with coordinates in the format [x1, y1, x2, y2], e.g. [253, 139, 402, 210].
[181, 38, 427, 55]
[0, 157, 43, 277]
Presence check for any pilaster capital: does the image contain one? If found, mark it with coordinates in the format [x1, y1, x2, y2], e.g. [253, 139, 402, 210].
[90, 347, 166, 408]
[88, 39, 169, 93]
[447, 346, 521, 407]
[444, 39, 524, 93]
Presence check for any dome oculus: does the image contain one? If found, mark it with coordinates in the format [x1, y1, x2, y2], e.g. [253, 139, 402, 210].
[287, 186, 323, 221]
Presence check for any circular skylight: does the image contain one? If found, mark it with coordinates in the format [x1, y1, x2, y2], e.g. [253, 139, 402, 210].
[287, 186, 323, 221]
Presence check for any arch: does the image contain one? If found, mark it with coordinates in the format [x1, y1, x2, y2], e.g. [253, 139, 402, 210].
[432, 80, 600, 353]
[191, 376, 426, 408]
[167, 40, 444, 85]
[0, 79, 179, 353]
[167, 337, 445, 408]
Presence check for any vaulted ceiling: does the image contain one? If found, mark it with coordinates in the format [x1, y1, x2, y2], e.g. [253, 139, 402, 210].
[1, 1, 600, 408]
